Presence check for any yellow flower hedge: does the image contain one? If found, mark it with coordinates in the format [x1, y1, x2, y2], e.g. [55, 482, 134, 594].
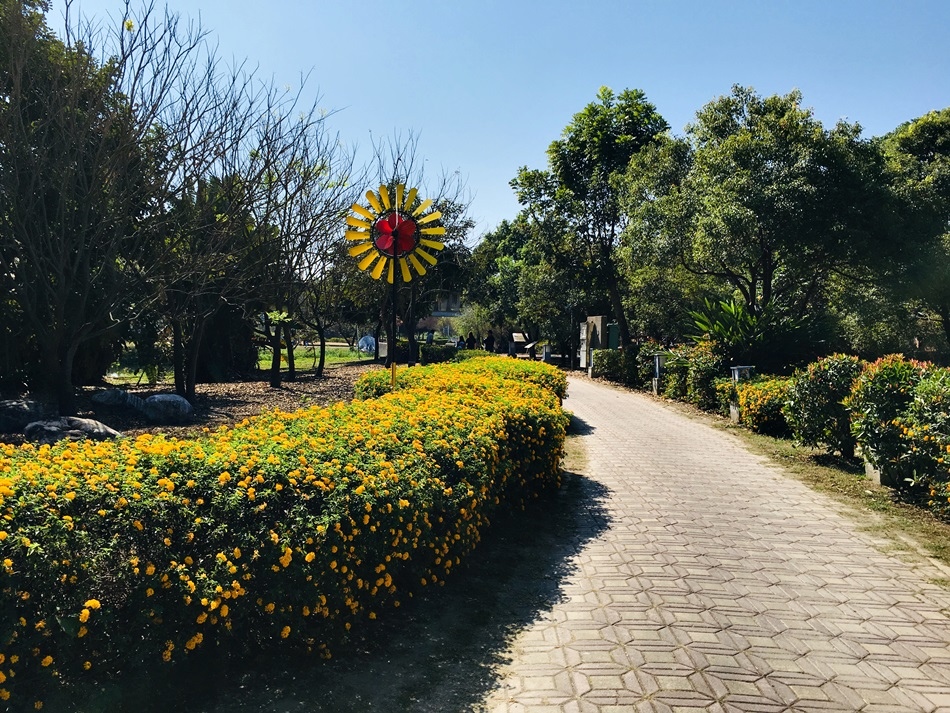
[0, 358, 568, 708]
[736, 377, 792, 437]
[354, 355, 568, 402]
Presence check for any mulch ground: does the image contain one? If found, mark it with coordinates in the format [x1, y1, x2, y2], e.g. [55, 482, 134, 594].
[1, 363, 382, 445]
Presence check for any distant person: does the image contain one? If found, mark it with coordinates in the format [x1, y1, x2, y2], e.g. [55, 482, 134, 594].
[466, 332, 477, 350]
[456, 336, 465, 350]
[483, 330, 495, 353]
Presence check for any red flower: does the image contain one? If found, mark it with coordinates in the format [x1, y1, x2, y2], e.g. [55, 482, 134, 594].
[373, 213, 417, 256]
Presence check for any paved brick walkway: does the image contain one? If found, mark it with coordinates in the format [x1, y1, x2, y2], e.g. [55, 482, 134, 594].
[484, 377, 950, 712]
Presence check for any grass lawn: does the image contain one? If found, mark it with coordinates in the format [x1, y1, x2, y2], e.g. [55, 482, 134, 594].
[256, 344, 375, 371]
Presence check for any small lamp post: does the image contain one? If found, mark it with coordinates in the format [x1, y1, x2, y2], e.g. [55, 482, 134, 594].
[730, 365, 754, 383]
[652, 353, 667, 396]
[728, 365, 753, 422]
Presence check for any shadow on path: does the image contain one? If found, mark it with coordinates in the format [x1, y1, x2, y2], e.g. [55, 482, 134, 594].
[567, 413, 595, 436]
[189, 469, 610, 712]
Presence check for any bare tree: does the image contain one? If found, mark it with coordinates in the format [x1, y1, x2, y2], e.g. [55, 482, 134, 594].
[0, 0, 268, 411]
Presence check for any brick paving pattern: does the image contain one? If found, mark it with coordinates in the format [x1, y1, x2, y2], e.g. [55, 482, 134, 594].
[483, 377, 950, 712]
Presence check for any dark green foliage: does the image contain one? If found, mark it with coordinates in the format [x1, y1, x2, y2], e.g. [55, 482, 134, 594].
[635, 339, 665, 387]
[589, 347, 640, 387]
[684, 341, 724, 412]
[420, 343, 457, 365]
[783, 354, 865, 457]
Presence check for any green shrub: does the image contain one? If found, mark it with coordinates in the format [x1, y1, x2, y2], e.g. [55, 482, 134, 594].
[590, 349, 623, 381]
[635, 339, 665, 388]
[783, 354, 865, 457]
[685, 341, 724, 412]
[590, 348, 640, 387]
[420, 343, 456, 365]
[662, 348, 689, 400]
[847, 354, 929, 475]
[736, 377, 792, 437]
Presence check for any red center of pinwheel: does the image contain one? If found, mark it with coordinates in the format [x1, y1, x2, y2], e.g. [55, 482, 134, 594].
[373, 213, 417, 256]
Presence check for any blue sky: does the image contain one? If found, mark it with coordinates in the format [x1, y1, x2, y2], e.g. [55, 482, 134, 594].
[53, 0, 950, 240]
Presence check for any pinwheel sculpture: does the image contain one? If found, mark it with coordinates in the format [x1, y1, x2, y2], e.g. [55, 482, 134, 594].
[346, 184, 445, 383]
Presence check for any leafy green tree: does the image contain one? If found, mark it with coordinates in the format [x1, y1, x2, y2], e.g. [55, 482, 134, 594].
[624, 86, 899, 361]
[512, 87, 669, 347]
[881, 108, 950, 347]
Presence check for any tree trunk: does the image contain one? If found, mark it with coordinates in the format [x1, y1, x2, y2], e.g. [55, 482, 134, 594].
[172, 319, 186, 397]
[606, 279, 632, 348]
[43, 338, 79, 416]
[267, 315, 282, 389]
[184, 318, 208, 403]
[284, 322, 296, 382]
[315, 318, 326, 377]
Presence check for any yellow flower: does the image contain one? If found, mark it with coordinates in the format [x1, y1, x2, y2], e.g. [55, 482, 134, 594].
[79, 608, 90, 623]
[280, 625, 291, 638]
[41, 655, 53, 667]
[84, 599, 101, 610]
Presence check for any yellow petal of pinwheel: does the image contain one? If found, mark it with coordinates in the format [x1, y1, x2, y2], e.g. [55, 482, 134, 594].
[403, 187, 418, 212]
[371, 256, 387, 280]
[411, 198, 433, 216]
[421, 226, 446, 235]
[379, 185, 391, 210]
[395, 183, 405, 210]
[346, 230, 370, 241]
[386, 259, 395, 284]
[408, 253, 427, 276]
[351, 203, 375, 221]
[365, 190, 382, 213]
[417, 211, 442, 225]
[346, 215, 372, 229]
[415, 247, 438, 265]
[358, 251, 379, 271]
[349, 242, 374, 257]
[398, 257, 412, 283]
[420, 238, 445, 250]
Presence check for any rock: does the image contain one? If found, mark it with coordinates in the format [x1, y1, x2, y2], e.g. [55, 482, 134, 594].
[91, 389, 130, 407]
[24, 417, 123, 445]
[0, 399, 55, 433]
[142, 394, 193, 424]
